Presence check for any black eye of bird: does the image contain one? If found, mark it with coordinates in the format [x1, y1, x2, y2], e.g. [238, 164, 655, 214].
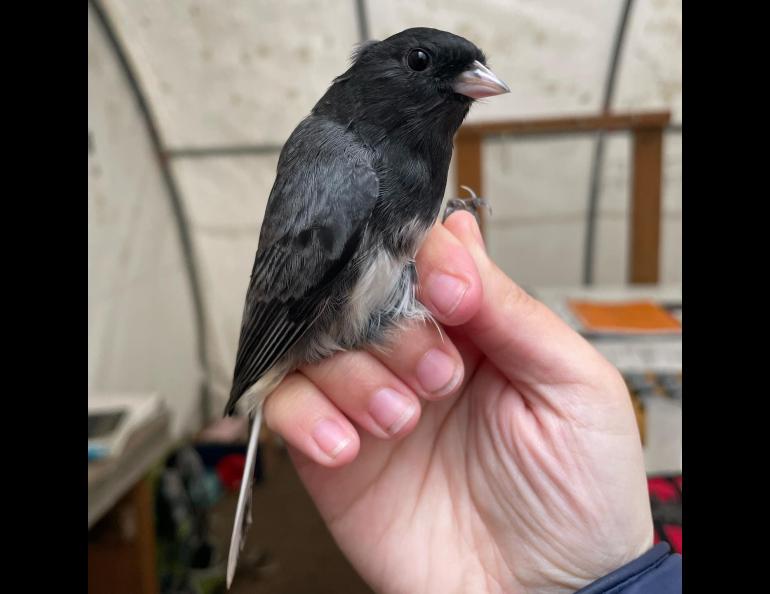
[406, 48, 431, 72]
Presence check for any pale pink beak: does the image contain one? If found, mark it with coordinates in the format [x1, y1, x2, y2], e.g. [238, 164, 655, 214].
[452, 60, 510, 99]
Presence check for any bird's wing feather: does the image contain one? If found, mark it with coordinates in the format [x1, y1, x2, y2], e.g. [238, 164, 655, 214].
[225, 118, 380, 414]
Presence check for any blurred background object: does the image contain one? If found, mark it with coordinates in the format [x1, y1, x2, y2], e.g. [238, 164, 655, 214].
[88, 1, 681, 592]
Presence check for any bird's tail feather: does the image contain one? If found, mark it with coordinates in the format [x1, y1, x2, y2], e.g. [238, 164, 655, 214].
[226, 402, 263, 589]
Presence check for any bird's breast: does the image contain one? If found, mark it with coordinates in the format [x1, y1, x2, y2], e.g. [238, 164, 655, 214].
[347, 249, 408, 336]
[342, 220, 431, 345]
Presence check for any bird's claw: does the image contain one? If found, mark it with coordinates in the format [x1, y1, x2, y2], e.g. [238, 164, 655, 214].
[443, 185, 491, 224]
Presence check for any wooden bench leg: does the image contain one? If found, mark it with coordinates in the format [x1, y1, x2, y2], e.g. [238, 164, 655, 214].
[88, 478, 159, 594]
[630, 128, 664, 284]
[455, 133, 486, 235]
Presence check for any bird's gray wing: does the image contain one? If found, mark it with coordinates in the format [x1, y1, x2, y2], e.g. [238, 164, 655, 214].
[225, 118, 380, 414]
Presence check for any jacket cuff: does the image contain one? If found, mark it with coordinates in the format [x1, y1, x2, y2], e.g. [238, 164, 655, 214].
[575, 543, 682, 593]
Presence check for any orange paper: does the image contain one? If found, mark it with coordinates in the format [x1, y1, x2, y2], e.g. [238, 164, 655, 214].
[568, 300, 681, 334]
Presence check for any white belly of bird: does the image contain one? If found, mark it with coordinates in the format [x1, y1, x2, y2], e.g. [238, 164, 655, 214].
[348, 250, 411, 336]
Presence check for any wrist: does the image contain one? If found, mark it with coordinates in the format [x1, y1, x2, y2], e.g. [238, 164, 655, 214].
[574, 543, 681, 593]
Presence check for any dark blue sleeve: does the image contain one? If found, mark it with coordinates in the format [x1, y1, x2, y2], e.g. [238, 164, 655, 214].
[575, 543, 681, 593]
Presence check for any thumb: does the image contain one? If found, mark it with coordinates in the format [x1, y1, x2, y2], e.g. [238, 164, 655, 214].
[442, 212, 616, 390]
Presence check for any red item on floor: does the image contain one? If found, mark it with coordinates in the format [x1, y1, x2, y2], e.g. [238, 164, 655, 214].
[216, 453, 247, 492]
[648, 476, 678, 502]
[648, 474, 682, 555]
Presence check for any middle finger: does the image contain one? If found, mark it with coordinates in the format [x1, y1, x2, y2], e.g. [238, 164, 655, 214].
[368, 319, 465, 401]
[300, 350, 422, 440]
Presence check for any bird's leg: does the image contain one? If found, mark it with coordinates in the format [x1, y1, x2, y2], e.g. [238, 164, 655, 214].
[443, 185, 492, 224]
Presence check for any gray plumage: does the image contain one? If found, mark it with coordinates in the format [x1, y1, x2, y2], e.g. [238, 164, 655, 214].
[224, 27, 509, 587]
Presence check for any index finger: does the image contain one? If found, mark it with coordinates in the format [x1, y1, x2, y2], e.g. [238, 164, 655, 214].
[414, 221, 483, 326]
[442, 211, 622, 391]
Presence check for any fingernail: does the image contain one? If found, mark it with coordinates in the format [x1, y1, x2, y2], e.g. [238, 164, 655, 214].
[416, 349, 461, 396]
[369, 388, 416, 436]
[312, 419, 352, 459]
[426, 273, 468, 317]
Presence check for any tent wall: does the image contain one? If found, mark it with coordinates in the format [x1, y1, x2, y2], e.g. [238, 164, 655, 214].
[88, 5, 202, 437]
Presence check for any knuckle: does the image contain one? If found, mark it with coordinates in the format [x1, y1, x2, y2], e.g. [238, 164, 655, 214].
[499, 278, 536, 317]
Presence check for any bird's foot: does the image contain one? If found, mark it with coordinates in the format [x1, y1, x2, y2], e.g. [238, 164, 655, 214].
[443, 185, 491, 224]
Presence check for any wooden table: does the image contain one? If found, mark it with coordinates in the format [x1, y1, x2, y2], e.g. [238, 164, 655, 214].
[88, 410, 174, 594]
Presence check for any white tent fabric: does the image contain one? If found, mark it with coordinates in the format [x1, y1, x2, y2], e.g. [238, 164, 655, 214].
[88, 5, 202, 437]
[88, 0, 681, 434]
[100, 0, 361, 148]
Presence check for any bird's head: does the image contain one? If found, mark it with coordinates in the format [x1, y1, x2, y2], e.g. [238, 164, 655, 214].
[318, 28, 509, 142]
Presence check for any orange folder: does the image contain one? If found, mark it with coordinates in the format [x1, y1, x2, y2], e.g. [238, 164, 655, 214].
[568, 300, 681, 334]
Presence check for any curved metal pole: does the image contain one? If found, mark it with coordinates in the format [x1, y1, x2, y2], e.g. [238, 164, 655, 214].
[582, 0, 635, 285]
[354, 0, 370, 42]
[89, 0, 212, 421]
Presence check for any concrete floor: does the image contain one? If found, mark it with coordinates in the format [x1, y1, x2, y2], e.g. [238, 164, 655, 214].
[208, 442, 373, 594]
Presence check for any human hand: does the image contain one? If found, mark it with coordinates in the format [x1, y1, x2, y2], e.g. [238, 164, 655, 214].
[263, 211, 653, 594]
